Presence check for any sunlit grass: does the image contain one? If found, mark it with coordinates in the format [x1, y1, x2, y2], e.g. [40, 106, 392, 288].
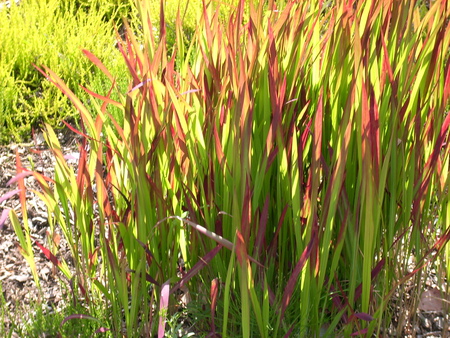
[1, 0, 449, 336]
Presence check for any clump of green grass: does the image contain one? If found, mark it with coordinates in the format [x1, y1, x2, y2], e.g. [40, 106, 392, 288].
[0, 280, 110, 337]
[2, 0, 450, 336]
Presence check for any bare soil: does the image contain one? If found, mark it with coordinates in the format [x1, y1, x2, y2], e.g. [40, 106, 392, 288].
[0, 129, 79, 334]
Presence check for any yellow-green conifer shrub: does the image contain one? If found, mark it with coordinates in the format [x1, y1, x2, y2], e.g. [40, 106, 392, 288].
[0, 0, 130, 144]
[147, 0, 264, 47]
[147, 0, 202, 45]
[0, 65, 19, 143]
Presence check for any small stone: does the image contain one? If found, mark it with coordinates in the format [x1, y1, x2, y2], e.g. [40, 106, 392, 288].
[387, 324, 396, 336]
[40, 266, 50, 281]
[32, 216, 48, 227]
[433, 316, 444, 331]
[34, 132, 45, 145]
[9, 275, 29, 282]
[414, 324, 422, 334]
[420, 314, 432, 329]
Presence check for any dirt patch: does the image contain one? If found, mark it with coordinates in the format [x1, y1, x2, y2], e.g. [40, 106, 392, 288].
[0, 129, 80, 333]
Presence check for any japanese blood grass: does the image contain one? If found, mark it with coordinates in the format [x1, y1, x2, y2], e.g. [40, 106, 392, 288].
[3, 0, 450, 336]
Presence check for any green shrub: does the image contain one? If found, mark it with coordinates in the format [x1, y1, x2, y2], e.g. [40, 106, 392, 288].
[72, 0, 136, 26]
[0, 0, 131, 144]
[146, 0, 266, 52]
[0, 64, 19, 139]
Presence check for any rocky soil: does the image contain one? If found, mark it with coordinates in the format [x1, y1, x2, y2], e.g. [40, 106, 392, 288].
[0, 129, 449, 337]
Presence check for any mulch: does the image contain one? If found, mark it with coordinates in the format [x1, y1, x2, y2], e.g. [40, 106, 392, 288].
[0, 129, 449, 337]
[0, 129, 79, 334]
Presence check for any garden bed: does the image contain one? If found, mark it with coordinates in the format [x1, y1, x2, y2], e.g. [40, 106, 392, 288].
[0, 130, 448, 337]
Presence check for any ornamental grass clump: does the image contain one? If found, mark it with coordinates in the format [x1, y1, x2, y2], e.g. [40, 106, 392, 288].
[2, 0, 450, 336]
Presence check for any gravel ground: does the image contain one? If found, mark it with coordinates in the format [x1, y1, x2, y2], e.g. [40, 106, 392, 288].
[0, 129, 449, 337]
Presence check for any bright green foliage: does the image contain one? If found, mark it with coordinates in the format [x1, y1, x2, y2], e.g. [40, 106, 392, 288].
[0, 0, 131, 144]
[0, 281, 110, 337]
[148, 0, 202, 34]
[73, 0, 136, 26]
[4, 0, 450, 337]
[146, 0, 264, 50]
[0, 65, 18, 133]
